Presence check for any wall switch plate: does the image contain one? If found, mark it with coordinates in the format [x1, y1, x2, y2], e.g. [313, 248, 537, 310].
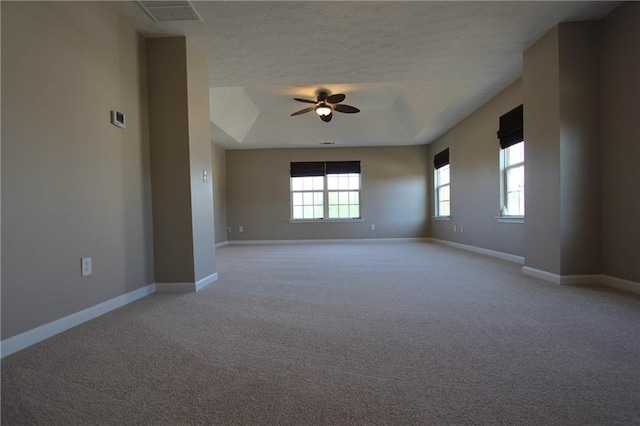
[460, 226, 464, 234]
[227, 227, 232, 233]
[370, 224, 375, 230]
[239, 226, 244, 233]
[453, 225, 457, 232]
[81, 257, 92, 277]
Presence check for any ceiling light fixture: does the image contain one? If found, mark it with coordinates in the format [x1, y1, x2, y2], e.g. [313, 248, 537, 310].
[315, 104, 332, 117]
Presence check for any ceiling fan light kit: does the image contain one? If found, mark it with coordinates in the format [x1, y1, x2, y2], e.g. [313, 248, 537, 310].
[291, 92, 360, 123]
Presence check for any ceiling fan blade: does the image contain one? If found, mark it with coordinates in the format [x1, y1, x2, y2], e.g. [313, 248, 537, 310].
[291, 106, 316, 116]
[293, 98, 316, 104]
[326, 93, 346, 104]
[320, 112, 333, 122]
[333, 104, 360, 114]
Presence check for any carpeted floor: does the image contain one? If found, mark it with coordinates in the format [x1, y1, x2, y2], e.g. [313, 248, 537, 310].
[2, 241, 639, 425]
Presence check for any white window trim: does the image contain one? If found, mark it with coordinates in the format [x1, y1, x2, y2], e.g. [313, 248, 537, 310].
[499, 142, 525, 218]
[290, 173, 362, 221]
[434, 164, 450, 218]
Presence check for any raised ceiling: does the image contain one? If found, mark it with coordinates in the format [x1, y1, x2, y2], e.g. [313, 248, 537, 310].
[112, 1, 619, 150]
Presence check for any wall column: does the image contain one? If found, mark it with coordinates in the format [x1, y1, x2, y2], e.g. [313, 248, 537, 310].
[146, 37, 216, 291]
[523, 22, 601, 280]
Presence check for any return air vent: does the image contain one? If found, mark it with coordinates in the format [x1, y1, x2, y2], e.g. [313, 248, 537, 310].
[138, 1, 202, 22]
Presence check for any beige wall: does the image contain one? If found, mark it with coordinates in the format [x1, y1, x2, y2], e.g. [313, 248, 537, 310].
[429, 80, 525, 257]
[1, 2, 154, 339]
[211, 143, 228, 244]
[523, 27, 562, 274]
[146, 38, 195, 283]
[146, 37, 216, 284]
[186, 41, 216, 280]
[600, 2, 640, 282]
[226, 146, 429, 241]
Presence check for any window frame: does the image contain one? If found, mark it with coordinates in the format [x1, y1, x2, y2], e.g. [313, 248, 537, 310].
[500, 141, 525, 218]
[290, 169, 362, 222]
[434, 163, 451, 218]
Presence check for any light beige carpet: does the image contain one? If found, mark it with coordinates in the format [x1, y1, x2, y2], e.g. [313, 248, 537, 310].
[2, 241, 639, 425]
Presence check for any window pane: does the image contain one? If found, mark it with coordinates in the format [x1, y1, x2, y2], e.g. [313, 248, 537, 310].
[303, 206, 313, 218]
[293, 206, 303, 219]
[291, 177, 303, 191]
[339, 205, 349, 217]
[440, 200, 450, 216]
[314, 192, 323, 205]
[313, 176, 324, 190]
[329, 205, 339, 217]
[351, 205, 360, 218]
[439, 185, 450, 202]
[292, 192, 303, 206]
[339, 175, 350, 190]
[507, 165, 524, 192]
[328, 191, 338, 204]
[327, 175, 338, 190]
[439, 165, 450, 185]
[349, 191, 359, 204]
[505, 142, 524, 166]
[303, 192, 313, 205]
[349, 174, 360, 190]
[338, 192, 349, 204]
[314, 206, 324, 218]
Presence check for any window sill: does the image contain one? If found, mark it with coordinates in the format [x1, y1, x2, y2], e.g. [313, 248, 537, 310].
[494, 216, 524, 224]
[289, 218, 365, 224]
[433, 216, 452, 221]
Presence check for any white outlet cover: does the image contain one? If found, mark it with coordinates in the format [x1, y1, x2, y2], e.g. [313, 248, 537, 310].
[81, 257, 92, 277]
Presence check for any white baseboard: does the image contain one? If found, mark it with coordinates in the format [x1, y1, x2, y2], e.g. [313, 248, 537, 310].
[196, 272, 218, 291]
[429, 238, 524, 264]
[601, 275, 640, 294]
[227, 238, 429, 245]
[522, 267, 600, 285]
[156, 273, 219, 293]
[522, 267, 639, 294]
[215, 241, 229, 248]
[1, 284, 156, 359]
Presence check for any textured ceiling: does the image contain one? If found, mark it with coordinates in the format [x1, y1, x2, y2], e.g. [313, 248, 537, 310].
[111, 1, 619, 149]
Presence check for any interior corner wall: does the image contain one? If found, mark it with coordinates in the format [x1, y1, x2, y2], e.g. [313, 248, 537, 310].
[146, 37, 195, 283]
[600, 2, 640, 282]
[226, 146, 429, 241]
[428, 79, 525, 257]
[186, 40, 216, 281]
[1, 2, 154, 339]
[211, 143, 228, 244]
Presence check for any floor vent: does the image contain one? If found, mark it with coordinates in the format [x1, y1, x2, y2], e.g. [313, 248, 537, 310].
[138, 1, 202, 22]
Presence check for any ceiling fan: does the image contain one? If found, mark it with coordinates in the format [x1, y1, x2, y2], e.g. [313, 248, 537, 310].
[290, 92, 360, 122]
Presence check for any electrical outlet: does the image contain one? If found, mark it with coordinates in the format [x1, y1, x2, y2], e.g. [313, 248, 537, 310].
[81, 257, 92, 277]
[370, 224, 375, 231]
[460, 226, 464, 234]
[239, 226, 244, 233]
[227, 227, 232, 233]
[203, 170, 208, 183]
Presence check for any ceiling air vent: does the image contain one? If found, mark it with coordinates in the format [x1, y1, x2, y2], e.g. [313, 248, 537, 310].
[138, 1, 202, 22]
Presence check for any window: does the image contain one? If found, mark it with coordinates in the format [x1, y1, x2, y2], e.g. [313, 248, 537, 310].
[290, 161, 361, 220]
[434, 164, 450, 217]
[433, 148, 450, 217]
[497, 104, 524, 218]
[501, 141, 524, 216]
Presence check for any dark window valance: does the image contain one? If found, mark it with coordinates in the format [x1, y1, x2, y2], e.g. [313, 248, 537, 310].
[433, 148, 450, 169]
[291, 161, 360, 177]
[497, 104, 524, 149]
[326, 161, 361, 175]
[290, 162, 325, 177]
